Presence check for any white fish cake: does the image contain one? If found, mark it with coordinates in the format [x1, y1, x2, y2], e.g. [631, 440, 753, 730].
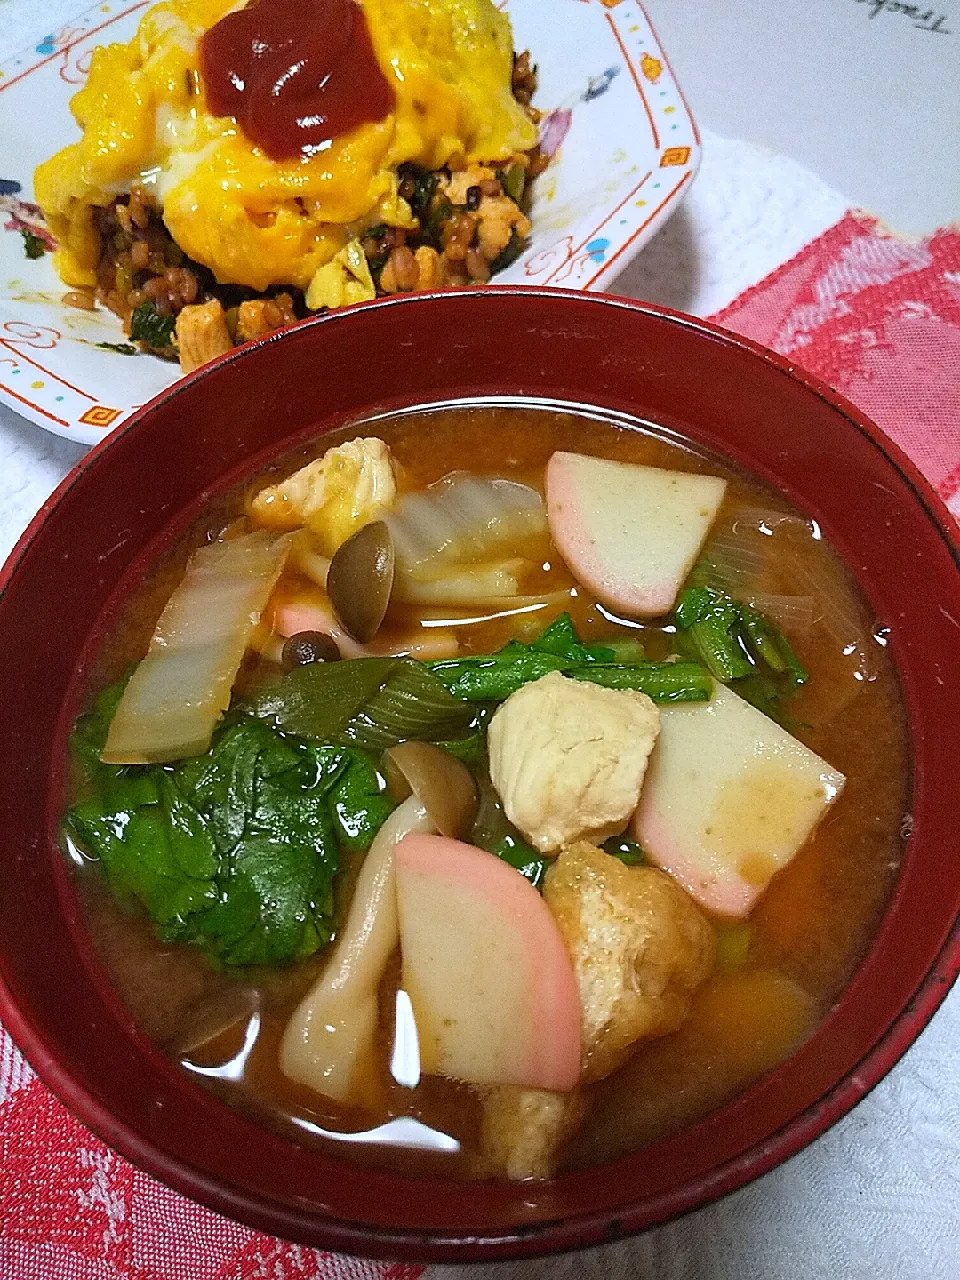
[545, 452, 727, 617]
[633, 685, 845, 918]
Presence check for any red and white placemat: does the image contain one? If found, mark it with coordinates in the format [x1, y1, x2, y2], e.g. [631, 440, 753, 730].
[2, 206, 959, 1279]
[715, 211, 960, 524]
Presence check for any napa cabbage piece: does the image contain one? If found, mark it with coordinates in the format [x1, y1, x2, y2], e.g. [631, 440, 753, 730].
[102, 530, 292, 766]
[385, 471, 549, 605]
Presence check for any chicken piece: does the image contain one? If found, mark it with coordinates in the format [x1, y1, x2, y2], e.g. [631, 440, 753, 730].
[175, 299, 233, 374]
[477, 1085, 584, 1180]
[544, 842, 716, 1083]
[234, 293, 296, 344]
[412, 245, 447, 291]
[248, 437, 397, 554]
[445, 165, 497, 205]
[476, 193, 531, 262]
[487, 670, 660, 854]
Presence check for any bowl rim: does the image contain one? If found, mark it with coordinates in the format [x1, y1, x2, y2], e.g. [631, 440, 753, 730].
[1, 287, 958, 1262]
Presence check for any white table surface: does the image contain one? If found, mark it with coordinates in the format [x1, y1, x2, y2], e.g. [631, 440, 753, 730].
[641, 0, 960, 236]
[1, 1, 958, 1277]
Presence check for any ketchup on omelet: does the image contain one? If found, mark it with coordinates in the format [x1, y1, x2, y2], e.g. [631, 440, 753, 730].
[200, 0, 395, 159]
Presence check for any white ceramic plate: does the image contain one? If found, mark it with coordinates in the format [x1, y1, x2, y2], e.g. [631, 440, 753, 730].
[0, 0, 699, 444]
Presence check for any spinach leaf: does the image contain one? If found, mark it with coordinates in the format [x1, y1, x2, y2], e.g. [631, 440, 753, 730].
[130, 301, 176, 350]
[328, 749, 395, 852]
[470, 769, 551, 890]
[601, 834, 646, 866]
[529, 613, 615, 663]
[65, 714, 351, 966]
[673, 584, 808, 722]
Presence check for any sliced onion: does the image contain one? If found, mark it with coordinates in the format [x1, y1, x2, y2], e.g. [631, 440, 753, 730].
[392, 559, 528, 605]
[742, 592, 815, 635]
[102, 530, 292, 764]
[783, 550, 878, 680]
[289, 534, 331, 588]
[699, 529, 768, 589]
[711, 505, 874, 677]
[386, 472, 547, 582]
[732, 507, 812, 538]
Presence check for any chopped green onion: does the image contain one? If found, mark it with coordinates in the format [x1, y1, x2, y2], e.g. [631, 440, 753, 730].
[248, 657, 476, 749]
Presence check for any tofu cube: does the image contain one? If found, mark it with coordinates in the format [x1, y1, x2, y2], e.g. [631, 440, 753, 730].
[633, 685, 845, 918]
[545, 452, 727, 617]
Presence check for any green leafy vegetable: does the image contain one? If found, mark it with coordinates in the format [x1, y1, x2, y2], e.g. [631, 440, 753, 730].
[601, 637, 646, 663]
[424, 612, 708, 704]
[21, 228, 46, 259]
[571, 661, 713, 701]
[471, 770, 550, 889]
[490, 228, 524, 274]
[95, 341, 139, 355]
[528, 613, 615, 663]
[130, 301, 176, 350]
[66, 699, 352, 966]
[435, 729, 488, 766]
[601, 834, 646, 866]
[499, 162, 526, 204]
[328, 749, 395, 852]
[487, 832, 550, 889]
[673, 585, 808, 721]
[427, 649, 571, 701]
[427, 649, 712, 704]
[247, 657, 476, 748]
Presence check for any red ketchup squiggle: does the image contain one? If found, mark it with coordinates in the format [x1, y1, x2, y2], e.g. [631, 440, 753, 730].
[200, 0, 395, 160]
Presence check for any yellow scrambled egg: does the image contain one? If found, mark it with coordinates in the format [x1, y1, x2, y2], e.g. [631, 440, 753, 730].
[34, 0, 537, 291]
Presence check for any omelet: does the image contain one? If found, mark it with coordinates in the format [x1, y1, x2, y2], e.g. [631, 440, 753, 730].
[34, 0, 538, 292]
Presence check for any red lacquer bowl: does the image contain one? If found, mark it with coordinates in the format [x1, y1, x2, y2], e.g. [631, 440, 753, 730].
[0, 290, 958, 1263]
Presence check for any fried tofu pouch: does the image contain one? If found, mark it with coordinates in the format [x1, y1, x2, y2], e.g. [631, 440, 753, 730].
[478, 843, 715, 1178]
[547, 842, 716, 1083]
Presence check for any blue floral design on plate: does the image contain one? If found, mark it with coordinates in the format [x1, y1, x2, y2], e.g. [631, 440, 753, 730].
[583, 67, 619, 102]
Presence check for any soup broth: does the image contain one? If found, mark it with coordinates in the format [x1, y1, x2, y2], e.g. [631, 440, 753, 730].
[67, 403, 909, 1180]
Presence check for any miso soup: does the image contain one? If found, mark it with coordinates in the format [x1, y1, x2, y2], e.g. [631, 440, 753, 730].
[64, 403, 908, 1180]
